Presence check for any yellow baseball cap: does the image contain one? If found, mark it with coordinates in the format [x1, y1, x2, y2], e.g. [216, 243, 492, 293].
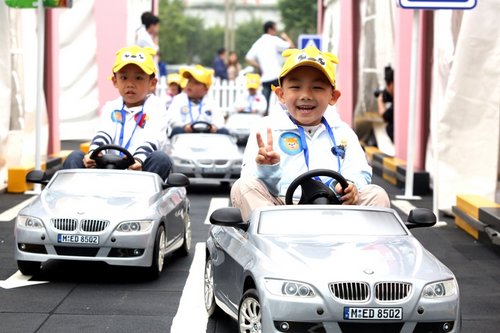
[245, 73, 261, 89]
[278, 45, 339, 87]
[112, 45, 156, 76]
[180, 65, 214, 88]
[168, 73, 188, 89]
[167, 73, 182, 85]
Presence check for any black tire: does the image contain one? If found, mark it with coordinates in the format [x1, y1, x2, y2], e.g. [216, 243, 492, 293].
[146, 225, 166, 279]
[17, 260, 41, 276]
[238, 288, 262, 333]
[204, 257, 223, 317]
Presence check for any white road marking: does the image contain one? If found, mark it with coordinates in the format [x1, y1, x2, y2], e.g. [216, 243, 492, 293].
[170, 242, 207, 333]
[391, 199, 417, 216]
[0, 271, 49, 289]
[391, 199, 448, 227]
[204, 197, 229, 224]
[0, 196, 37, 222]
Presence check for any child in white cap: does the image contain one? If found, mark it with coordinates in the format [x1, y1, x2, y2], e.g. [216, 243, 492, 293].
[62, 45, 171, 180]
[231, 46, 390, 220]
[167, 64, 228, 137]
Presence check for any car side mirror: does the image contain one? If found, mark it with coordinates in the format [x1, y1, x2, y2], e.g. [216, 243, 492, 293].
[26, 170, 49, 185]
[405, 208, 436, 229]
[162, 173, 190, 189]
[210, 207, 248, 231]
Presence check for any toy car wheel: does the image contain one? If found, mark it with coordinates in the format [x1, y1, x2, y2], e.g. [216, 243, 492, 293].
[238, 288, 262, 333]
[147, 225, 166, 279]
[17, 260, 41, 276]
[177, 215, 191, 257]
[204, 257, 223, 317]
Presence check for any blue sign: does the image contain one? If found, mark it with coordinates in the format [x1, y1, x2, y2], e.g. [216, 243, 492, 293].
[298, 34, 322, 50]
[399, 0, 477, 9]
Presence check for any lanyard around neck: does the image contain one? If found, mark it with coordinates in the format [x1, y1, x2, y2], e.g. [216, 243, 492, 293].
[188, 98, 203, 123]
[118, 103, 144, 155]
[246, 95, 255, 112]
[289, 115, 342, 177]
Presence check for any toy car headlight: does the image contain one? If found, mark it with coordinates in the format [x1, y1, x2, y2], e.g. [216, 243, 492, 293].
[116, 221, 153, 232]
[422, 279, 457, 298]
[173, 157, 192, 165]
[16, 215, 44, 229]
[265, 278, 315, 297]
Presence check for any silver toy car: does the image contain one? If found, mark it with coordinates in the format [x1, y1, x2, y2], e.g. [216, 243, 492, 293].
[225, 113, 263, 146]
[205, 170, 460, 333]
[167, 130, 242, 185]
[15, 168, 191, 279]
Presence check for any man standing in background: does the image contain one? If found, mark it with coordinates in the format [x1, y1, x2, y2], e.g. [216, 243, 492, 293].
[213, 47, 228, 80]
[245, 21, 294, 115]
[135, 12, 161, 73]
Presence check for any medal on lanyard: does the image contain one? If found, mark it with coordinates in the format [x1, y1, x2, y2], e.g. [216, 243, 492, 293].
[289, 115, 342, 183]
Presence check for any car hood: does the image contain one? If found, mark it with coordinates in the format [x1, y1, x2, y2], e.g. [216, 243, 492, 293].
[21, 191, 157, 220]
[254, 235, 453, 281]
[173, 145, 241, 160]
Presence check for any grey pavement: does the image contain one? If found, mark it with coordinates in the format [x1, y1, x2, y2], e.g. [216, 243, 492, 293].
[0, 141, 499, 332]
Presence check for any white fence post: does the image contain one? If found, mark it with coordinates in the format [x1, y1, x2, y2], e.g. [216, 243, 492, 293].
[207, 76, 247, 117]
[158, 75, 256, 118]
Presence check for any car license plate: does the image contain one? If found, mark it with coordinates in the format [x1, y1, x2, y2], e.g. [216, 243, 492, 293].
[58, 234, 99, 245]
[343, 307, 402, 320]
[202, 167, 223, 174]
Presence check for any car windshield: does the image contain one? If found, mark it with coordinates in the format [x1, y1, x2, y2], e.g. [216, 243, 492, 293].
[258, 208, 407, 236]
[48, 171, 157, 197]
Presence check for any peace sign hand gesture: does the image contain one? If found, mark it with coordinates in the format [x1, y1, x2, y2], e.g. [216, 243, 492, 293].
[255, 128, 280, 165]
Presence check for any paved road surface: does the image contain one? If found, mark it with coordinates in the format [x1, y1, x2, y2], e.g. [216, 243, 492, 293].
[1, 176, 499, 332]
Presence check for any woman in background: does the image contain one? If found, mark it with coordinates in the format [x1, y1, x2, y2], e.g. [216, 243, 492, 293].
[227, 51, 242, 81]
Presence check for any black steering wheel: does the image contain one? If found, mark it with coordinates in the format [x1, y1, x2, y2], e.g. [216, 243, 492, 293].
[190, 121, 213, 133]
[89, 144, 135, 170]
[285, 169, 349, 205]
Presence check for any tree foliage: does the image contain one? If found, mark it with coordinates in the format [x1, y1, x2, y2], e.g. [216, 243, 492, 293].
[158, 0, 316, 68]
[233, 19, 264, 66]
[277, 0, 317, 43]
[158, 0, 224, 67]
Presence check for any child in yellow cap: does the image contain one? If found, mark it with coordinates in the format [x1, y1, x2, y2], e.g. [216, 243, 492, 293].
[164, 73, 185, 109]
[230, 45, 390, 220]
[62, 45, 172, 180]
[167, 64, 228, 137]
[232, 73, 267, 115]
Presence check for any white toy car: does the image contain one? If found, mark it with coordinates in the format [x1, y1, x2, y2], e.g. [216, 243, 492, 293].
[167, 122, 242, 185]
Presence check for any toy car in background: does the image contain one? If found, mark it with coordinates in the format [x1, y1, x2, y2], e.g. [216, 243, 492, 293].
[14, 145, 192, 279]
[225, 112, 262, 146]
[166, 123, 242, 186]
[204, 170, 461, 333]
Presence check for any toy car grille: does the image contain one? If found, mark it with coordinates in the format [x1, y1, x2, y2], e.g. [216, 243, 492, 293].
[375, 282, 412, 301]
[198, 159, 229, 166]
[51, 218, 109, 232]
[81, 219, 109, 232]
[329, 282, 369, 301]
[51, 218, 78, 231]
